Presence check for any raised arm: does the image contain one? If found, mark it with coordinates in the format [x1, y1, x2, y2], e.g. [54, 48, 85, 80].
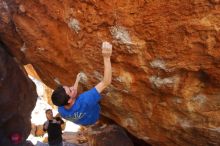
[95, 42, 112, 93]
[69, 73, 81, 93]
[73, 73, 81, 89]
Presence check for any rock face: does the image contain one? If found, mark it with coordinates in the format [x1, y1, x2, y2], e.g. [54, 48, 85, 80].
[87, 124, 133, 146]
[0, 44, 37, 145]
[0, 0, 220, 145]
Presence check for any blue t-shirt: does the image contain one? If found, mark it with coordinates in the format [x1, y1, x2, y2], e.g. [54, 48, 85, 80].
[58, 87, 101, 125]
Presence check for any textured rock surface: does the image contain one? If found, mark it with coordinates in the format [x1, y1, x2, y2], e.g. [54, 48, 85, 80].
[86, 124, 133, 146]
[0, 0, 220, 145]
[0, 44, 37, 145]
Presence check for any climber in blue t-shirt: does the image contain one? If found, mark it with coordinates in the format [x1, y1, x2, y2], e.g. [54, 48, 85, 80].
[51, 41, 112, 126]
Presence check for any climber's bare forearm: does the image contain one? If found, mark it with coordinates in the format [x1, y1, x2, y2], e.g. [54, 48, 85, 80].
[103, 57, 112, 85]
[95, 42, 112, 93]
[73, 79, 79, 89]
[71, 73, 81, 90]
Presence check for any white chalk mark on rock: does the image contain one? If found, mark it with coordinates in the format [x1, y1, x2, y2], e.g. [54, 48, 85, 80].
[68, 18, 81, 33]
[149, 76, 176, 88]
[150, 59, 167, 70]
[37, 47, 45, 51]
[93, 71, 103, 81]
[110, 26, 132, 45]
[54, 77, 61, 85]
[191, 94, 207, 105]
[20, 43, 27, 52]
[209, 127, 220, 133]
[79, 72, 88, 84]
[1, 1, 8, 10]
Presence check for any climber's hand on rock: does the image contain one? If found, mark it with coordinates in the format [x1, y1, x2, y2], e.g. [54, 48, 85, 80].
[76, 72, 82, 82]
[102, 41, 112, 58]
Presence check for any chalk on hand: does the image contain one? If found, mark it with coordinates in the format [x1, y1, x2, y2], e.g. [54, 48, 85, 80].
[102, 41, 112, 50]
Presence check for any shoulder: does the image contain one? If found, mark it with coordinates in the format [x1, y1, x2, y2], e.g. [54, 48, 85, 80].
[77, 88, 101, 104]
[80, 88, 100, 98]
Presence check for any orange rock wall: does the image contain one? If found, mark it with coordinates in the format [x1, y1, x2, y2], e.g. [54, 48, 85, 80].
[0, 0, 220, 145]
